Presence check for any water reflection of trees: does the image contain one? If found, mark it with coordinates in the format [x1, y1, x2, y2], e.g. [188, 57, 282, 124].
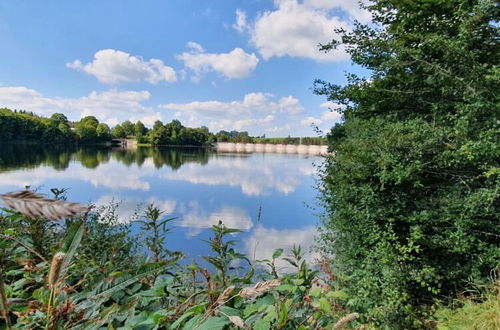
[0, 144, 77, 171]
[0, 145, 213, 172]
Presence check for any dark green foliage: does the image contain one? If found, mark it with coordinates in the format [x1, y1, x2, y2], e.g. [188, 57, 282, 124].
[120, 120, 135, 137]
[317, 0, 499, 326]
[134, 120, 148, 143]
[215, 130, 252, 143]
[146, 119, 214, 146]
[111, 124, 127, 138]
[0, 108, 76, 143]
[95, 123, 111, 141]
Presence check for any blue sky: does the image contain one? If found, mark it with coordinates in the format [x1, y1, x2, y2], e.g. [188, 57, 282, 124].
[0, 0, 370, 136]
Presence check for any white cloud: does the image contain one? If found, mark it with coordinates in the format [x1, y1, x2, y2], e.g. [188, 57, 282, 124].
[301, 101, 343, 127]
[0, 86, 162, 126]
[245, 225, 319, 271]
[303, 0, 372, 23]
[249, 0, 350, 61]
[67, 49, 177, 84]
[266, 124, 291, 133]
[177, 42, 259, 80]
[301, 116, 321, 127]
[160, 92, 303, 131]
[233, 9, 248, 33]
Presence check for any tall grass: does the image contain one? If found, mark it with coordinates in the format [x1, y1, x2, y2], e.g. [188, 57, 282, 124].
[435, 280, 500, 330]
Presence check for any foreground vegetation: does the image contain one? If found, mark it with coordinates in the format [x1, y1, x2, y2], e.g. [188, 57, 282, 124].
[0, 190, 360, 329]
[0, 189, 498, 329]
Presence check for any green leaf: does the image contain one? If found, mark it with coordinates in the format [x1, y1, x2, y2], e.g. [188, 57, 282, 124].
[75, 259, 178, 305]
[253, 319, 271, 330]
[171, 312, 193, 329]
[310, 286, 322, 298]
[319, 297, 332, 313]
[191, 316, 229, 330]
[59, 220, 85, 280]
[327, 290, 348, 300]
[272, 248, 283, 259]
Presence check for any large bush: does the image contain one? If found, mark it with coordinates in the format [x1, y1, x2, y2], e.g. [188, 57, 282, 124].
[316, 0, 499, 327]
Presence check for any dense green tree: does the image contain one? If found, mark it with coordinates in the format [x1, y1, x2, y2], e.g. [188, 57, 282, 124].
[134, 121, 147, 136]
[50, 113, 69, 125]
[316, 0, 499, 326]
[134, 121, 148, 143]
[0, 108, 76, 143]
[96, 123, 112, 141]
[74, 122, 98, 143]
[215, 130, 252, 143]
[148, 125, 169, 145]
[121, 120, 135, 137]
[112, 124, 127, 139]
[79, 116, 99, 127]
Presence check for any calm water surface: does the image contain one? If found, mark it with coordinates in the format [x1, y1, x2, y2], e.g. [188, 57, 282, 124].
[0, 145, 323, 266]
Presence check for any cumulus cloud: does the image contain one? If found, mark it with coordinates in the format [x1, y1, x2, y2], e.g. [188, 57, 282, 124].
[243, 0, 370, 61]
[303, 0, 372, 23]
[248, 0, 349, 61]
[160, 92, 303, 131]
[67, 49, 177, 84]
[177, 42, 259, 80]
[300, 101, 343, 127]
[0, 86, 162, 126]
[233, 9, 248, 33]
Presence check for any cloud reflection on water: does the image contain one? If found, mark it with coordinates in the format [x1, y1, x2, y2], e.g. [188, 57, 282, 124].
[161, 154, 317, 196]
[244, 225, 319, 272]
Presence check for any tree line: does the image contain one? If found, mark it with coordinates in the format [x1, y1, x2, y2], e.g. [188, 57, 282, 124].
[0, 108, 326, 145]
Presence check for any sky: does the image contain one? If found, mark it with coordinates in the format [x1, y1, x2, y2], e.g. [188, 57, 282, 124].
[0, 0, 370, 137]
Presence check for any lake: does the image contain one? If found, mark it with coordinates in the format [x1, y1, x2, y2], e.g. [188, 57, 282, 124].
[0, 144, 323, 268]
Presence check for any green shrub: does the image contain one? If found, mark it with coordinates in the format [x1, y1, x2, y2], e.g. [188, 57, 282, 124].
[316, 0, 500, 327]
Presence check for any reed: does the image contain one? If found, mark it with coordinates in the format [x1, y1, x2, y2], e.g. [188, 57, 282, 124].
[239, 279, 281, 298]
[227, 315, 246, 328]
[215, 285, 235, 306]
[333, 313, 359, 329]
[0, 268, 11, 329]
[0, 190, 90, 220]
[47, 252, 66, 324]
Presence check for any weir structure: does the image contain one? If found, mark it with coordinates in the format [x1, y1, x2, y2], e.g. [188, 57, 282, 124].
[213, 142, 328, 155]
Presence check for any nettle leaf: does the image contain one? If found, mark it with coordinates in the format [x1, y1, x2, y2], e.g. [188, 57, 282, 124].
[318, 297, 332, 314]
[327, 290, 348, 300]
[196, 316, 230, 330]
[171, 312, 194, 329]
[253, 319, 271, 330]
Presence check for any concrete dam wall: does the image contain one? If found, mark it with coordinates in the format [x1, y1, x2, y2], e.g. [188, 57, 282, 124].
[214, 142, 328, 155]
